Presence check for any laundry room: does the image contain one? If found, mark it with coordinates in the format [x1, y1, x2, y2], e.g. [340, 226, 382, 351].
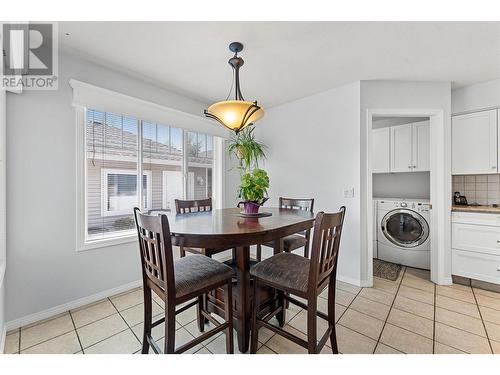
[371, 116, 432, 280]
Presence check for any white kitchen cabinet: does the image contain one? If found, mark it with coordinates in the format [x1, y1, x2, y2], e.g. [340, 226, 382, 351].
[390, 123, 413, 173]
[452, 109, 497, 175]
[412, 120, 430, 172]
[452, 211, 500, 284]
[372, 128, 390, 173]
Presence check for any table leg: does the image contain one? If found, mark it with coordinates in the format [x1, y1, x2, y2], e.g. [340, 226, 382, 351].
[235, 245, 250, 353]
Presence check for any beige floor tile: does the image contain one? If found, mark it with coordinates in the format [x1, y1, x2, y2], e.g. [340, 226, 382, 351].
[484, 321, 500, 342]
[176, 305, 198, 326]
[436, 295, 480, 318]
[401, 274, 434, 293]
[491, 340, 500, 354]
[316, 297, 345, 321]
[435, 322, 491, 354]
[204, 329, 246, 354]
[20, 313, 75, 350]
[393, 295, 434, 320]
[71, 299, 117, 328]
[405, 268, 430, 280]
[156, 327, 203, 354]
[4, 330, 20, 354]
[266, 325, 307, 354]
[288, 309, 331, 338]
[374, 343, 403, 354]
[434, 342, 466, 354]
[21, 331, 81, 354]
[77, 313, 128, 348]
[473, 287, 500, 300]
[387, 308, 433, 339]
[120, 302, 163, 327]
[349, 296, 391, 321]
[479, 305, 500, 325]
[373, 277, 399, 294]
[84, 330, 141, 354]
[380, 323, 433, 354]
[398, 285, 434, 305]
[475, 293, 500, 311]
[358, 287, 395, 306]
[436, 285, 476, 304]
[256, 345, 276, 354]
[335, 324, 377, 354]
[435, 307, 486, 337]
[193, 347, 212, 354]
[338, 309, 384, 340]
[132, 313, 181, 343]
[445, 283, 473, 293]
[335, 289, 357, 307]
[336, 281, 362, 295]
[110, 288, 143, 311]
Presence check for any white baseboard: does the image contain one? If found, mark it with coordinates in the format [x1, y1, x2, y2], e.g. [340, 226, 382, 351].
[337, 274, 366, 287]
[6, 280, 142, 331]
[0, 325, 6, 354]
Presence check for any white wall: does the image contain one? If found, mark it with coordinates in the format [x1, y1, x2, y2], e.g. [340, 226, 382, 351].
[452, 79, 500, 114]
[254, 82, 362, 284]
[360, 80, 452, 284]
[5, 51, 208, 324]
[0, 89, 5, 347]
[373, 172, 430, 200]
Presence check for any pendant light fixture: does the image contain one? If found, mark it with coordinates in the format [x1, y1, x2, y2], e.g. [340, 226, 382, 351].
[204, 42, 264, 133]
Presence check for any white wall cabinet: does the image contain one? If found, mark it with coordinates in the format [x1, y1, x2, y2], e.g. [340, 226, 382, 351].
[372, 128, 390, 173]
[452, 109, 498, 175]
[372, 121, 430, 174]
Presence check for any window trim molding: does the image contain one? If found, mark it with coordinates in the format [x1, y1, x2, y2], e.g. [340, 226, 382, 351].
[100, 168, 152, 217]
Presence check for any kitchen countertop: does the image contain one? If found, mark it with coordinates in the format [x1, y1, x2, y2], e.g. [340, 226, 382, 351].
[452, 205, 500, 214]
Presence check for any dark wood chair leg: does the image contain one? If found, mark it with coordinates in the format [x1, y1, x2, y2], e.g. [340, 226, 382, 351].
[223, 282, 234, 354]
[250, 279, 260, 354]
[142, 287, 152, 354]
[256, 244, 262, 262]
[164, 304, 176, 354]
[307, 298, 318, 354]
[276, 290, 286, 328]
[328, 280, 339, 354]
[179, 246, 186, 258]
[197, 295, 206, 332]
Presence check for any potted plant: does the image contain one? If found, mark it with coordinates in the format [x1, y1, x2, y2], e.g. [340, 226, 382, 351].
[227, 126, 270, 214]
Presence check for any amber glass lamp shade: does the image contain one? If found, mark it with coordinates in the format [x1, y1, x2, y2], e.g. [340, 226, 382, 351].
[205, 100, 265, 133]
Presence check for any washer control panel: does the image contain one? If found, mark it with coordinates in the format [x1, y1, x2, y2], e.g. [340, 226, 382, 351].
[378, 200, 430, 212]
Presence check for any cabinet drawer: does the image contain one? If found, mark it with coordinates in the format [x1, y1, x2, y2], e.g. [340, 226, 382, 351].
[452, 223, 500, 255]
[452, 249, 500, 284]
[452, 211, 500, 227]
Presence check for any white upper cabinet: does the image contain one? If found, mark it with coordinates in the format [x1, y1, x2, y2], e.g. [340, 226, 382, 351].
[372, 127, 390, 173]
[412, 120, 430, 172]
[452, 109, 498, 175]
[390, 123, 413, 173]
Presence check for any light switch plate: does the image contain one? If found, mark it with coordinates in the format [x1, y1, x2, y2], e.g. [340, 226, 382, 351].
[344, 187, 355, 198]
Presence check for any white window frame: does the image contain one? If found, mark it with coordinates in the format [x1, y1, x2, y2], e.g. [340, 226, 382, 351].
[101, 168, 152, 217]
[75, 104, 225, 252]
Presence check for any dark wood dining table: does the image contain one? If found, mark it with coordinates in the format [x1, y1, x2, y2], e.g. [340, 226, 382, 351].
[167, 207, 315, 352]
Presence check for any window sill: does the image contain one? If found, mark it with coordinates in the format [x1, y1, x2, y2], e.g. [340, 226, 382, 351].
[77, 233, 137, 252]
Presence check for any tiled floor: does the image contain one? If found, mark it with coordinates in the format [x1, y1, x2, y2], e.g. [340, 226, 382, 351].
[4, 266, 500, 354]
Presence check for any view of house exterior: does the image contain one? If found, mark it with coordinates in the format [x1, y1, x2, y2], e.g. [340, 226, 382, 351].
[85, 109, 213, 240]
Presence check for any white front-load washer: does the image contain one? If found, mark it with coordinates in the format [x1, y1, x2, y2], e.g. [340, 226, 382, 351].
[377, 198, 431, 269]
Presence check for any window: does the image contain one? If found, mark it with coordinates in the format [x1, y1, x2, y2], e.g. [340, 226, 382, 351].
[80, 108, 218, 249]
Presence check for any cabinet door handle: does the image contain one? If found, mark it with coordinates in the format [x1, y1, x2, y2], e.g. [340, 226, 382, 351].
[493, 166, 497, 170]
[408, 166, 412, 169]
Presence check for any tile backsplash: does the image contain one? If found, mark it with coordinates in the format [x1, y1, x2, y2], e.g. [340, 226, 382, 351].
[452, 174, 500, 205]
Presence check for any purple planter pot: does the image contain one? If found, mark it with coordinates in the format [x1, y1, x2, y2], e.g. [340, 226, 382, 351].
[243, 201, 260, 214]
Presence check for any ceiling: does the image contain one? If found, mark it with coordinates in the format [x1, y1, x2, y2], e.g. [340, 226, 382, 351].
[59, 22, 500, 108]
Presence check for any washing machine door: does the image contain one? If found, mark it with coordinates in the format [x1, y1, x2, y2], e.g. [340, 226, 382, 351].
[381, 209, 429, 248]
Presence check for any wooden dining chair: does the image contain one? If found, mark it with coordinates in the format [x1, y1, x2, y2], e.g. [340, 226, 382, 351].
[255, 197, 314, 261]
[175, 198, 234, 258]
[250, 206, 346, 354]
[133, 207, 234, 354]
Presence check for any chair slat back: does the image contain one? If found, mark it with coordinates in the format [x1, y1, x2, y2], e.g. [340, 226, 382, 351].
[175, 198, 213, 214]
[308, 207, 346, 292]
[133, 207, 175, 295]
[279, 197, 314, 212]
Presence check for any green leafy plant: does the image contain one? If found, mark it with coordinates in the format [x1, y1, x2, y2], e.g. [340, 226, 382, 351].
[239, 169, 270, 203]
[227, 126, 266, 173]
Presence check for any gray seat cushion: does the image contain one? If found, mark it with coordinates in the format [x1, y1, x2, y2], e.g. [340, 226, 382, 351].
[250, 252, 310, 296]
[174, 254, 233, 298]
[262, 234, 307, 251]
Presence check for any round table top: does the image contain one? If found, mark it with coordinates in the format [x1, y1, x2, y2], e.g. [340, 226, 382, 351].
[167, 207, 315, 236]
